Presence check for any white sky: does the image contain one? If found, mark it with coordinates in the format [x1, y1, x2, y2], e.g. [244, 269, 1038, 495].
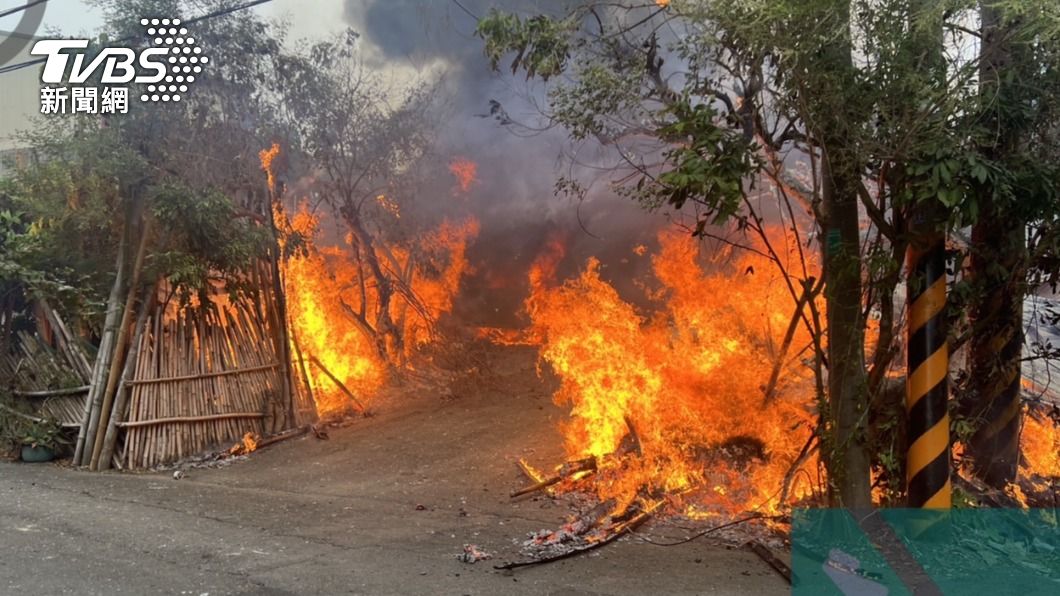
[4, 0, 347, 40]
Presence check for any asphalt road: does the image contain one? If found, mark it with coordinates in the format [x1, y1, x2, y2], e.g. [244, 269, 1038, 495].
[0, 348, 787, 596]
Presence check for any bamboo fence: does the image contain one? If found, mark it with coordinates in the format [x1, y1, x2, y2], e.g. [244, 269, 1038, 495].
[4, 254, 318, 470]
[0, 302, 92, 428]
[118, 298, 300, 469]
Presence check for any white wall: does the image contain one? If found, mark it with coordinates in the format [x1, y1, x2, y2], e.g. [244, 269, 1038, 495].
[0, 30, 44, 157]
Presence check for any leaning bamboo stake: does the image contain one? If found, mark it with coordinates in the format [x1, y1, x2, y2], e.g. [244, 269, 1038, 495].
[288, 326, 317, 425]
[261, 164, 297, 429]
[227, 313, 261, 435]
[98, 286, 153, 470]
[135, 312, 162, 467]
[200, 313, 219, 451]
[308, 354, 366, 413]
[75, 218, 130, 466]
[92, 218, 152, 470]
[124, 316, 144, 468]
[231, 304, 274, 432]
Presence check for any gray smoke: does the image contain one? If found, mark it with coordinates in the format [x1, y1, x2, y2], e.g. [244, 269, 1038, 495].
[342, 1, 669, 324]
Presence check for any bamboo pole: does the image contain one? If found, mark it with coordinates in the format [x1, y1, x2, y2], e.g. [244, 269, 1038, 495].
[75, 217, 130, 466]
[92, 218, 152, 469]
[12, 386, 90, 397]
[115, 411, 268, 428]
[98, 286, 154, 470]
[121, 310, 151, 467]
[263, 180, 296, 429]
[38, 299, 91, 381]
[125, 363, 280, 385]
[288, 325, 317, 425]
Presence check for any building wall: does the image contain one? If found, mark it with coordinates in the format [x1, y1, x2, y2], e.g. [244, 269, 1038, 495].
[0, 30, 44, 176]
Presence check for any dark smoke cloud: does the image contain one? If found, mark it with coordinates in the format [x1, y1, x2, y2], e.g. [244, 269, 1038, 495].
[342, 1, 669, 324]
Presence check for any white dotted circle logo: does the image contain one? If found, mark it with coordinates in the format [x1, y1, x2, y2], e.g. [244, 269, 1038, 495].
[138, 18, 208, 103]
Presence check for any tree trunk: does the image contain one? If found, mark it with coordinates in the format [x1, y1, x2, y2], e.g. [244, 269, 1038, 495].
[962, 2, 1027, 489]
[821, 152, 873, 509]
[804, 0, 872, 509]
[342, 207, 401, 362]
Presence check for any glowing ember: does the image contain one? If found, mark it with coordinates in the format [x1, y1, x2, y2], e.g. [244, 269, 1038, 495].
[526, 229, 819, 516]
[376, 194, 401, 218]
[449, 158, 478, 193]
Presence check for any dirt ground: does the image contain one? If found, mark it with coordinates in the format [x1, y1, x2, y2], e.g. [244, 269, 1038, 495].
[0, 345, 788, 595]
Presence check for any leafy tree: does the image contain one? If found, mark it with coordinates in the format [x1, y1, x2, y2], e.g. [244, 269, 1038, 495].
[476, 0, 1060, 505]
[274, 30, 439, 363]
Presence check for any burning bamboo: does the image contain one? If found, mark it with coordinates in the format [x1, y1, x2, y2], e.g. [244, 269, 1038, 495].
[510, 456, 597, 498]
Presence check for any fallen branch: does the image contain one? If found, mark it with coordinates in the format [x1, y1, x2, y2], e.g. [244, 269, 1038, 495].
[229, 426, 310, 456]
[746, 540, 792, 584]
[256, 425, 310, 449]
[779, 430, 819, 505]
[515, 458, 555, 497]
[510, 456, 596, 498]
[630, 512, 768, 547]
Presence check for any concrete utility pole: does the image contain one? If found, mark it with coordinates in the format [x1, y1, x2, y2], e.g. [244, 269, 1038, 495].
[905, 220, 950, 509]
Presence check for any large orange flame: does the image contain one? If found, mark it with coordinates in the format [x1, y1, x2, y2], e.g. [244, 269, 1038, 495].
[281, 206, 386, 416]
[278, 203, 478, 416]
[1021, 410, 1060, 479]
[527, 229, 820, 516]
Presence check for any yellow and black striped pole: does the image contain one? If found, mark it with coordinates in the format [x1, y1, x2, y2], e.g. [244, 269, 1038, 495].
[906, 235, 951, 508]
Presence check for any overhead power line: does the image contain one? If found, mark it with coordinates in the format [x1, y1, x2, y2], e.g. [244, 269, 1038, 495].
[0, 0, 48, 20]
[0, 0, 276, 75]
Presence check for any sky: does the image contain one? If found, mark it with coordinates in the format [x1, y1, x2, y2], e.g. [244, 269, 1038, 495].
[23, 0, 345, 40]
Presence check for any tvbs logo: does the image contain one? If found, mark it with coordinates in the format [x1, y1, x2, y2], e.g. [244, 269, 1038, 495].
[31, 18, 208, 114]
